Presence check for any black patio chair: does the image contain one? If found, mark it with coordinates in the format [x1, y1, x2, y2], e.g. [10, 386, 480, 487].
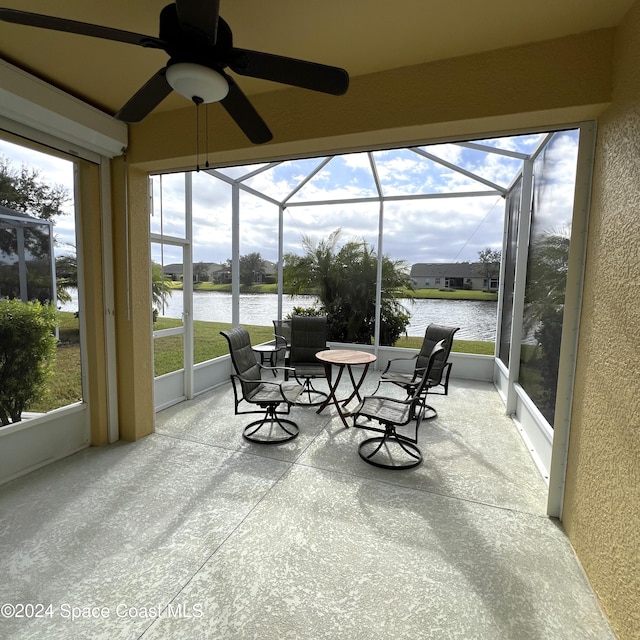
[375, 323, 459, 419]
[272, 318, 291, 362]
[284, 315, 329, 406]
[220, 327, 303, 444]
[352, 340, 446, 470]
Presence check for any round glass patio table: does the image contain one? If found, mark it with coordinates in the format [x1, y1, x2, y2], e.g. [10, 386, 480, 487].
[315, 349, 376, 427]
[252, 344, 283, 376]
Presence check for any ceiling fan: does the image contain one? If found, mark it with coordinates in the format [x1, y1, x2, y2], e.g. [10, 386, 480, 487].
[0, 1, 350, 144]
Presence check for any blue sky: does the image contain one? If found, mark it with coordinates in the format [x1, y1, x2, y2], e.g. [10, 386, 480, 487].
[2, 130, 580, 269]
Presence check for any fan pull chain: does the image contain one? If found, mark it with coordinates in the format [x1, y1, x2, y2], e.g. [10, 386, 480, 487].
[205, 103, 210, 169]
[193, 97, 204, 172]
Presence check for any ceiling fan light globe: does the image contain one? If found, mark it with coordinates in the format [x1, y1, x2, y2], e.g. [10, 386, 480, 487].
[166, 63, 229, 104]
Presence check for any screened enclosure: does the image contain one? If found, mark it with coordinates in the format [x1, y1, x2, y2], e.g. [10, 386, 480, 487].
[150, 124, 594, 484]
[0, 204, 55, 304]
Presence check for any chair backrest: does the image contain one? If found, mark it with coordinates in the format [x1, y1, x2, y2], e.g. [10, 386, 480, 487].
[289, 315, 328, 365]
[416, 324, 460, 383]
[220, 327, 262, 396]
[272, 319, 291, 348]
[410, 339, 446, 418]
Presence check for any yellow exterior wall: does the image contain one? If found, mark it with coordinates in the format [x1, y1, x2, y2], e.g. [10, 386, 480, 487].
[110, 158, 155, 441]
[562, 2, 640, 639]
[127, 29, 614, 172]
[76, 159, 110, 446]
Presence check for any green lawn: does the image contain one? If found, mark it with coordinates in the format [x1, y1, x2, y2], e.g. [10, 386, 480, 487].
[406, 288, 497, 301]
[29, 312, 494, 413]
[395, 335, 495, 355]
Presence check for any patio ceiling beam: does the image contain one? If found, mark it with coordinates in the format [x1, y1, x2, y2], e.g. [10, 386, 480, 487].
[369, 151, 384, 357]
[283, 190, 502, 208]
[205, 168, 281, 206]
[368, 152, 383, 200]
[236, 161, 281, 182]
[456, 141, 529, 160]
[282, 156, 332, 205]
[205, 168, 235, 185]
[410, 147, 507, 195]
[528, 132, 555, 162]
[235, 182, 282, 207]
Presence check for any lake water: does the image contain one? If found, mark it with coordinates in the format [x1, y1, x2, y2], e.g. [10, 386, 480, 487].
[61, 290, 497, 341]
[160, 292, 497, 341]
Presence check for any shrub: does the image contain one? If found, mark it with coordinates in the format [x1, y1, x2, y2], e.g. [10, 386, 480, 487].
[287, 306, 322, 318]
[0, 299, 57, 425]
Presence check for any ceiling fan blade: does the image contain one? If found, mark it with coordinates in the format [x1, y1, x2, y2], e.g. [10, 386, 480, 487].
[0, 8, 165, 49]
[219, 76, 272, 144]
[115, 69, 173, 123]
[175, 0, 220, 44]
[229, 49, 349, 96]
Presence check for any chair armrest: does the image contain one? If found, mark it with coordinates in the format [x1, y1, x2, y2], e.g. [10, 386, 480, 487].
[381, 353, 418, 375]
[369, 394, 412, 406]
[257, 363, 296, 375]
[423, 361, 453, 390]
[273, 333, 290, 347]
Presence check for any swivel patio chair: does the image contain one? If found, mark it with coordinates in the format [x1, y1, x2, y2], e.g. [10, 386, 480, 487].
[352, 340, 446, 470]
[272, 318, 292, 362]
[285, 315, 329, 406]
[375, 323, 459, 420]
[220, 327, 303, 444]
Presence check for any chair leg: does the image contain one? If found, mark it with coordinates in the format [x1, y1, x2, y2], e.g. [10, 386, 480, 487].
[243, 405, 299, 444]
[420, 404, 438, 420]
[419, 395, 438, 420]
[294, 378, 328, 407]
[358, 424, 423, 470]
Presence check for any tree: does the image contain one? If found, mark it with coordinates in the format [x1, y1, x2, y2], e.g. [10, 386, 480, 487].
[284, 229, 411, 345]
[477, 247, 501, 280]
[0, 156, 69, 221]
[240, 252, 266, 287]
[522, 229, 570, 422]
[55, 251, 78, 304]
[193, 261, 209, 283]
[151, 262, 172, 321]
[225, 252, 266, 287]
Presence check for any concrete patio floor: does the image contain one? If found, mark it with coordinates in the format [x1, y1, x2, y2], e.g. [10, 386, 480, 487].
[0, 374, 616, 639]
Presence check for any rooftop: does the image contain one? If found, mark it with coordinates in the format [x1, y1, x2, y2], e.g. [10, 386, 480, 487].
[0, 373, 614, 639]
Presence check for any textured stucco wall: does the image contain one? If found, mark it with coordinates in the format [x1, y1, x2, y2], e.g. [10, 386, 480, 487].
[562, 2, 640, 639]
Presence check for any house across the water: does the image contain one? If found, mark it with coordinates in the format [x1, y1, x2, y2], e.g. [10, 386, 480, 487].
[410, 262, 499, 292]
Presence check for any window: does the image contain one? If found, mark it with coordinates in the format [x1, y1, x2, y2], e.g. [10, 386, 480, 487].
[0, 137, 82, 421]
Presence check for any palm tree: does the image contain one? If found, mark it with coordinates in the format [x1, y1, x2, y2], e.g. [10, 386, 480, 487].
[284, 229, 411, 345]
[151, 262, 172, 319]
